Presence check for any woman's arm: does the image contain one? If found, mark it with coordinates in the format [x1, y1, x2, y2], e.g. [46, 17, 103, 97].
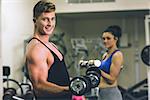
[101, 51, 123, 84]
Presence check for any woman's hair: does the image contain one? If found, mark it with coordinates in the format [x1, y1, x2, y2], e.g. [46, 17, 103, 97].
[33, 0, 55, 20]
[103, 25, 122, 47]
[103, 25, 122, 39]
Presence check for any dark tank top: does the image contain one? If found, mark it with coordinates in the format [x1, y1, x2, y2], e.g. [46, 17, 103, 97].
[28, 37, 72, 100]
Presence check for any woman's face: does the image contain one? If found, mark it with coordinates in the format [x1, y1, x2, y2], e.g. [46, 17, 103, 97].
[102, 32, 117, 49]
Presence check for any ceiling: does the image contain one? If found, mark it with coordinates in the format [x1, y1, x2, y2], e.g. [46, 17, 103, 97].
[57, 10, 149, 19]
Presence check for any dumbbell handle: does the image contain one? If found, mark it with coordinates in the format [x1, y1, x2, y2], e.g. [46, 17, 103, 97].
[12, 96, 24, 100]
[79, 60, 101, 68]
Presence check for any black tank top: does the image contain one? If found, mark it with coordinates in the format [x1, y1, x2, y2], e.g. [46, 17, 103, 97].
[28, 37, 72, 100]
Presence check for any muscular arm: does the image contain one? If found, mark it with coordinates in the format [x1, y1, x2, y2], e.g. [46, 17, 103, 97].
[101, 51, 123, 84]
[27, 44, 69, 94]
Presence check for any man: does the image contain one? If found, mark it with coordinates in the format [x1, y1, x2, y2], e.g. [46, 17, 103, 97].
[25, 0, 72, 100]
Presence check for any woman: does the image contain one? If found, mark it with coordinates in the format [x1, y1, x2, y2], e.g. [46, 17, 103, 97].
[98, 25, 124, 100]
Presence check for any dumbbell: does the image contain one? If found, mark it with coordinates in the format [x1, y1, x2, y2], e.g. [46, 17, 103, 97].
[86, 67, 101, 88]
[69, 67, 101, 96]
[79, 59, 101, 68]
[69, 75, 91, 96]
[23, 89, 34, 100]
[3, 88, 16, 100]
[21, 83, 34, 100]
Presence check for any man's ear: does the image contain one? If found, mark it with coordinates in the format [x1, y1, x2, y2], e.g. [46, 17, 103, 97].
[33, 18, 36, 23]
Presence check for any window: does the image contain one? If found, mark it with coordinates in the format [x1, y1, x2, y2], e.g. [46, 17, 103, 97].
[68, 0, 115, 4]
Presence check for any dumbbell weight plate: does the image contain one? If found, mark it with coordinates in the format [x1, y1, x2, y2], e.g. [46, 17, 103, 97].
[69, 76, 91, 96]
[3, 88, 16, 100]
[141, 45, 150, 66]
[86, 67, 101, 78]
[86, 74, 100, 88]
[86, 67, 101, 88]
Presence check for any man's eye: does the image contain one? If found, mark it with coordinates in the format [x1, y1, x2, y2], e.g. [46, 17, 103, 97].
[107, 37, 111, 40]
[102, 38, 105, 40]
[42, 18, 48, 21]
[51, 17, 55, 21]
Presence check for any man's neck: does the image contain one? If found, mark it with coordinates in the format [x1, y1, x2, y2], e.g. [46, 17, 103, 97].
[33, 33, 50, 43]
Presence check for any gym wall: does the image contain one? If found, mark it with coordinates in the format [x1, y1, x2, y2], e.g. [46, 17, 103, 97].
[55, 0, 149, 13]
[0, 0, 2, 99]
[1, 0, 37, 88]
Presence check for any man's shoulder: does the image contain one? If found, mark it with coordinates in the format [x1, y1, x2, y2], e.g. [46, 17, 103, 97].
[27, 42, 49, 58]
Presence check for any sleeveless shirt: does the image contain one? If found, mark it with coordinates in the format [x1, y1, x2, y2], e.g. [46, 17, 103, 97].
[99, 50, 120, 74]
[28, 37, 72, 100]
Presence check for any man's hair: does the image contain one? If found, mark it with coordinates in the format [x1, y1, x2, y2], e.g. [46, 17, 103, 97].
[33, 0, 55, 20]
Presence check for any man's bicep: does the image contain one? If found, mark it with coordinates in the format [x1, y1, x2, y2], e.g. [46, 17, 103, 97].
[28, 49, 48, 84]
[29, 64, 48, 83]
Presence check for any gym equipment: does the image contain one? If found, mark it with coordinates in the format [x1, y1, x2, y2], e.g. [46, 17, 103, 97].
[3, 66, 11, 88]
[86, 67, 101, 88]
[3, 66, 34, 100]
[71, 38, 89, 76]
[69, 67, 101, 96]
[21, 83, 34, 100]
[118, 78, 148, 100]
[79, 59, 101, 68]
[3, 88, 16, 100]
[141, 45, 150, 66]
[3, 66, 10, 76]
[145, 14, 150, 100]
[3, 78, 25, 100]
[70, 75, 91, 96]
[3, 81, 34, 100]
[23, 89, 34, 100]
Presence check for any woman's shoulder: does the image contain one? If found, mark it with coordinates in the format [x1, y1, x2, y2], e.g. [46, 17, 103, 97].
[112, 50, 123, 61]
[112, 50, 124, 68]
[113, 50, 123, 57]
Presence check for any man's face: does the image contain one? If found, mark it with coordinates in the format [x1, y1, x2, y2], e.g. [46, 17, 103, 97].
[35, 11, 56, 36]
